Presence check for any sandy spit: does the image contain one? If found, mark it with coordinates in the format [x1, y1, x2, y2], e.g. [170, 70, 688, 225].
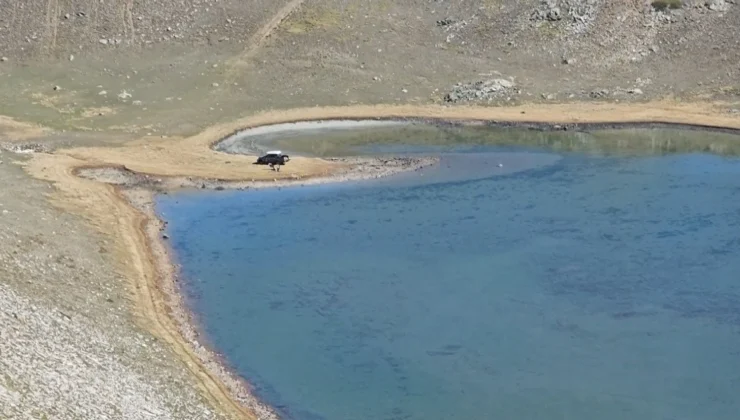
[12, 101, 740, 420]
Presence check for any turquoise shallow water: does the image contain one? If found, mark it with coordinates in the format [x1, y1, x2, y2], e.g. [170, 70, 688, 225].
[158, 148, 740, 420]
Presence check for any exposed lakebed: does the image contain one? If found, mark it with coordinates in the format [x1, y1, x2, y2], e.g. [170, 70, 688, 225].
[158, 123, 740, 420]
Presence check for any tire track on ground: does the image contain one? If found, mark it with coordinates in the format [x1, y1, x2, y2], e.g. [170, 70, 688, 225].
[43, 0, 60, 54]
[225, 0, 306, 78]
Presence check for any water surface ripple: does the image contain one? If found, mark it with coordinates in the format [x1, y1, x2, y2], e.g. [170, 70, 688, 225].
[158, 148, 740, 420]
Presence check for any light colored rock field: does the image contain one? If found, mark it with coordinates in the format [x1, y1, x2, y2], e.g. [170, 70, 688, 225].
[0, 283, 219, 420]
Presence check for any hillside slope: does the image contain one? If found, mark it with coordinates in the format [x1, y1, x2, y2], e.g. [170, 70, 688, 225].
[0, 0, 738, 136]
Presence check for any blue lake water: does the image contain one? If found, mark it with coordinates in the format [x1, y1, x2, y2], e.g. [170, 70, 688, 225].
[158, 147, 740, 420]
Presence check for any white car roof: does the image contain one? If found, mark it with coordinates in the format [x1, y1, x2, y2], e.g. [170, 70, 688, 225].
[266, 150, 282, 155]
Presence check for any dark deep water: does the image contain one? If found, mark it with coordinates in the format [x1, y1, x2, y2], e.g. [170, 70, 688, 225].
[158, 141, 740, 420]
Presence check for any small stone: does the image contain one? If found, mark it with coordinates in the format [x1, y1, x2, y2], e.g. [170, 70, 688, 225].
[53, 85, 61, 91]
[707, 0, 729, 12]
[69, 54, 74, 61]
[562, 58, 575, 65]
[64, 13, 70, 19]
[401, 88, 408, 93]
[1, 57, 8, 62]
[99, 39, 108, 45]
[98, 90, 107, 95]
[628, 88, 643, 95]
[212, 82, 219, 87]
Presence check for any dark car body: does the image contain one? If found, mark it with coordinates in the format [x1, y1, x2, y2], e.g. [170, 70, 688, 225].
[255, 151, 290, 165]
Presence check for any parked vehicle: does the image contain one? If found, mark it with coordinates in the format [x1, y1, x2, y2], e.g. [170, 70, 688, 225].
[255, 151, 290, 166]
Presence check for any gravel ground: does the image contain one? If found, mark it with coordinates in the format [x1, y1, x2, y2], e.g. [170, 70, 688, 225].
[0, 152, 227, 420]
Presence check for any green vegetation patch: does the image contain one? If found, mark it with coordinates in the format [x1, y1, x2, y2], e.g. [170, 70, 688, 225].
[283, 8, 341, 34]
[651, 0, 683, 11]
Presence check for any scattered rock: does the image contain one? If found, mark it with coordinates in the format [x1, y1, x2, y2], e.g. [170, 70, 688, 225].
[3, 143, 48, 154]
[98, 90, 107, 96]
[628, 88, 643, 95]
[436, 18, 455, 26]
[99, 39, 109, 45]
[589, 89, 610, 98]
[706, 0, 730, 12]
[117, 90, 132, 99]
[0, 57, 7, 62]
[212, 82, 219, 87]
[69, 54, 74, 61]
[562, 57, 576, 65]
[53, 85, 61, 91]
[530, 0, 603, 34]
[445, 78, 517, 103]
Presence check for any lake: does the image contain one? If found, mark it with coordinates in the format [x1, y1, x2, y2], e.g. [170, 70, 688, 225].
[158, 125, 740, 420]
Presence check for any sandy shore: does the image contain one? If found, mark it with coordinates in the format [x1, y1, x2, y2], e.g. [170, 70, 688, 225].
[12, 101, 740, 419]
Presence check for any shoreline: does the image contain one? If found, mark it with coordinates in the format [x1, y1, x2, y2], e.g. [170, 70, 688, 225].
[210, 117, 740, 154]
[14, 102, 740, 420]
[123, 188, 281, 420]
[76, 153, 440, 420]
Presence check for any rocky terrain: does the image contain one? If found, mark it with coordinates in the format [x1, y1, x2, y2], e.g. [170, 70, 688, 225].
[1, 0, 740, 419]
